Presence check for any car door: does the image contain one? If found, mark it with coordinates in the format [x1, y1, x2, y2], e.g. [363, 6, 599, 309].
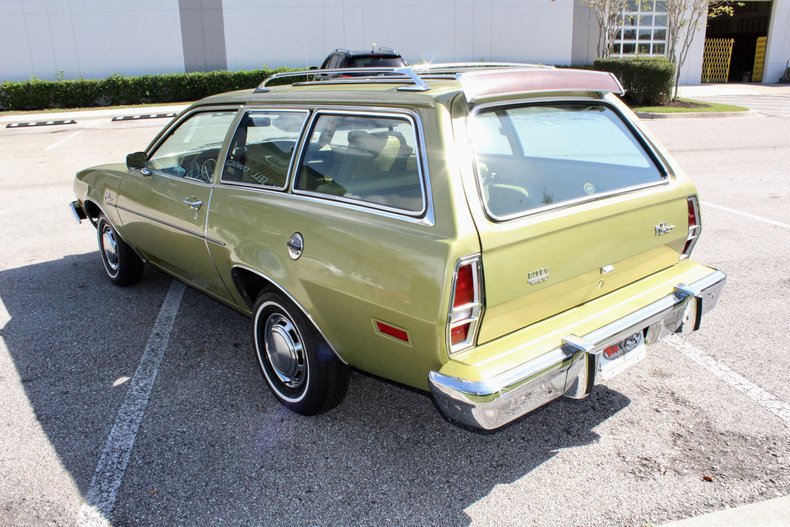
[117, 108, 238, 300]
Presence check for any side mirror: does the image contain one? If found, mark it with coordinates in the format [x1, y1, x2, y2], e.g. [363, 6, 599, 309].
[309, 66, 318, 71]
[126, 151, 148, 171]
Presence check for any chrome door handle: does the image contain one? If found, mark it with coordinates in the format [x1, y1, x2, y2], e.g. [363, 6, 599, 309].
[182, 197, 203, 211]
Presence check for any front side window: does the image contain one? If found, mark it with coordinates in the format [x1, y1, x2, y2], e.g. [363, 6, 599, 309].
[295, 113, 425, 214]
[148, 110, 237, 183]
[222, 110, 308, 189]
[470, 103, 664, 219]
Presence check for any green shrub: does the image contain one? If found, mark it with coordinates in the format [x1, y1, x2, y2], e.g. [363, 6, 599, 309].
[0, 67, 296, 111]
[592, 57, 676, 106]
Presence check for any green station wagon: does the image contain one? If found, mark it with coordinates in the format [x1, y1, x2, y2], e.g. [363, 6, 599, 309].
[70, 64, 726, 430]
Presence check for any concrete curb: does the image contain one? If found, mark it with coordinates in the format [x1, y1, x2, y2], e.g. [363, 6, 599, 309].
[636, 110, 760, 119]
[659, 495, 790, 527]
[0, 104, 189, 125]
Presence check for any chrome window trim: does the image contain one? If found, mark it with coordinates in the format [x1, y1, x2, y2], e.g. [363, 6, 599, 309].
[218, 108, 311, 191]
[467, 97, 671, 223]
[115, 204, 224, 246]
[291, 108, 434, 223]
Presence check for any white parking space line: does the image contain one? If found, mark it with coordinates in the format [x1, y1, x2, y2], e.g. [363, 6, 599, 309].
[665, 335, 790, 426]
[76, 280, 185, 527]
[701, 201, 790, 230]
[44, 130, 84, 152]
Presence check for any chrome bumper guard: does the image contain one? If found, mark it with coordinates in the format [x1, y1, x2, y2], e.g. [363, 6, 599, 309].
[69, 200, 87, 223]
[429, 270, 726, 430]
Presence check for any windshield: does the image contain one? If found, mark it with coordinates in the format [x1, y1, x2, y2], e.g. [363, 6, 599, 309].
[470, 103, 665, 219]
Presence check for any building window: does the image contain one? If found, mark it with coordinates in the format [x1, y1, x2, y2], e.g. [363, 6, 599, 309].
[614, 0, 668, 56]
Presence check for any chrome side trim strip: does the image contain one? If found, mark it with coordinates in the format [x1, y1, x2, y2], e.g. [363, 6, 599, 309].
[115, 204, 224, 245]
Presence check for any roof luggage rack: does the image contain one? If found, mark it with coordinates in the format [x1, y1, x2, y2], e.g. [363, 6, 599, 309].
[254, 63, 625, 100]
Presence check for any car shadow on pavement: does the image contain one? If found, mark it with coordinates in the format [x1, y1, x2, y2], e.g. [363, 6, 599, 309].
[1, 253, 631, 526]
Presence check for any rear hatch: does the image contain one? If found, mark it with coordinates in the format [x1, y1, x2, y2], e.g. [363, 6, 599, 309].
[466, 100, 692, 343]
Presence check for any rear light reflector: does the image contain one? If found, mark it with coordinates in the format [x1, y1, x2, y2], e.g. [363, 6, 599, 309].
[682, 196, 701, 259]
[376, 321, 410, 343]
[447, 256, 484, 354]
[451, 323, 470, 345]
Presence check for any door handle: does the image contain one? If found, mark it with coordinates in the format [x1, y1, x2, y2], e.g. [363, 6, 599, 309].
[182, 197, 203, 211]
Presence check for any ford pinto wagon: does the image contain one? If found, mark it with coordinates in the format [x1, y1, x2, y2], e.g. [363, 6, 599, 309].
[70, 64, 726, 430]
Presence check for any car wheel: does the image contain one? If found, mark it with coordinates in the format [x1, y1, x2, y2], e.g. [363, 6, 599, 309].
[253, 291, 349, 415]
[97, 214, 144, 286]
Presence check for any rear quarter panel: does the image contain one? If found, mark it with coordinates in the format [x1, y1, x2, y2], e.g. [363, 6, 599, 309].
[207, 103, 480, 390]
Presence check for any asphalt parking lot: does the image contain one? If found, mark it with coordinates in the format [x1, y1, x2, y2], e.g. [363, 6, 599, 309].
[0, 101, 788, 526]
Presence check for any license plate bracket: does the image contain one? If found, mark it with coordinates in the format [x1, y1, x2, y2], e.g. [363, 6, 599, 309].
[597, 331, 646, 381]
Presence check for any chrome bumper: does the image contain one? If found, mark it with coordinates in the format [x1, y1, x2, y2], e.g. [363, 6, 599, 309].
[69, 200, 87, 223]
[429, 270, 726, 430]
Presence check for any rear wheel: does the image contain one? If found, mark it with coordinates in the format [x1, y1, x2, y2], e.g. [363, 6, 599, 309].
[253, 291, 349, 415]
[97, 214, 144, 286]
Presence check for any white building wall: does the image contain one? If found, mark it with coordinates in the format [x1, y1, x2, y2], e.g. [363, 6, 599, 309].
[0, 0, 185, 81]
[764, 0, 790, 82]
[222, 0, 576, 70]
[571, 1, 598, 66]
[678, 18, 707, 85]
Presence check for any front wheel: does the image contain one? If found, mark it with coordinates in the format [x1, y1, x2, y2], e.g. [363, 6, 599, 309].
[253, 291, 349, 415]
[97, 214, 144, 286]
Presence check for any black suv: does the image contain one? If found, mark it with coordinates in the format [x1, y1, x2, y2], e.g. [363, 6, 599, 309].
[318, 47, 407, 70]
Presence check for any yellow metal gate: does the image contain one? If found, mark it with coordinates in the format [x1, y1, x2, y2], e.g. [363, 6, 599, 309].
[753, 36, 767, 82]
[702, 38, 734, 83]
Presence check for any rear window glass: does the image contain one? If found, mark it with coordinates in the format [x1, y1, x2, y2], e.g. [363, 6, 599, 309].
[470, 104, 664, 219]
[295, 113, 424, 214]
[345, 56, 406, 68]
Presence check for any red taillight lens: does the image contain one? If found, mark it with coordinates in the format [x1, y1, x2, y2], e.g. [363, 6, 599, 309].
[448, 257, 483, 354]
[454, 264, 475, 308]
[682, 196, 701, 259]
[451, 323, 470, 345]
[688, 198, 697, 229]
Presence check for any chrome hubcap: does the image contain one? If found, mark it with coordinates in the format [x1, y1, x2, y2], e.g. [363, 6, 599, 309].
[264, 314, 306, 389]
[101, 225, 119, 272]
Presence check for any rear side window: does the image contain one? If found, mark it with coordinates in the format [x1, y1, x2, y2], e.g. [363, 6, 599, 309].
[295, 113, 425, 214]
[222, 110, 308, 189]
[470, 103, 664, 219]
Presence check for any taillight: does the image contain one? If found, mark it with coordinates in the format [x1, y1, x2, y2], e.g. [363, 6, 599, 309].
[681, 196, 701, 259]
[448, 256, 484, 353]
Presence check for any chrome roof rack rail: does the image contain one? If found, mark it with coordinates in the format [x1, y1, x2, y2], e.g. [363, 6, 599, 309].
[255, 67, 432, 93]
[392, 67, 430, 91]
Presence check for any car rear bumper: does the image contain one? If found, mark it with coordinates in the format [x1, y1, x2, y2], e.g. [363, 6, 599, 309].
[429, 268, 726, 430]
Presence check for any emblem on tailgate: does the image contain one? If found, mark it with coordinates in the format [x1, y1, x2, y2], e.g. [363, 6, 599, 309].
[655, 222, 675, 236]
[528, 267, 550, 285]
